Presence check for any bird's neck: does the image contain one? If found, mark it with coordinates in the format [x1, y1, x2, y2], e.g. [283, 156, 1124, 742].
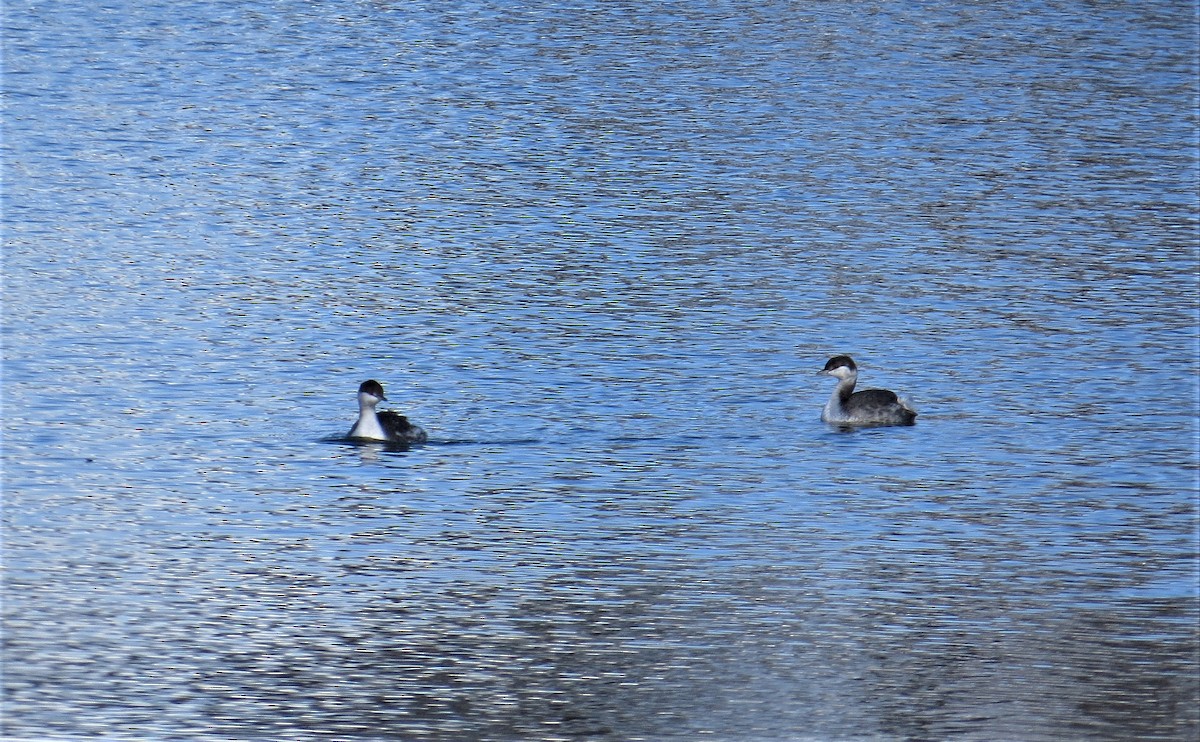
[350, 399, 386, 440]
[833, 373, 857, 404]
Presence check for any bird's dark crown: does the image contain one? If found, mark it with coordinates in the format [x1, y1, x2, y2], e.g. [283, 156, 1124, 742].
[823, 355, 857, 372]
[358, 379, 386, 398]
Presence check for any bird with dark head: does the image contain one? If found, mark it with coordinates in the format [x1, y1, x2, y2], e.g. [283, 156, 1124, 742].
[820, 355, 916, 426]
[348, 379, 428, 443]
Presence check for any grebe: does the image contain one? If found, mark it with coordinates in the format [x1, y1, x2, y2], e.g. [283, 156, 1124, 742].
[820, 355, 917, 426]
[348, 380, 428, 444]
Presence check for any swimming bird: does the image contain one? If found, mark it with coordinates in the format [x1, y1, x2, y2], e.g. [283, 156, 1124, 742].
[348, 379, 428, 444]
[820, 355, 917, 426]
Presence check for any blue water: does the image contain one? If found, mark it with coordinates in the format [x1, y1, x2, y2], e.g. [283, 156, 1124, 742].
[4, 0, 1198, 739]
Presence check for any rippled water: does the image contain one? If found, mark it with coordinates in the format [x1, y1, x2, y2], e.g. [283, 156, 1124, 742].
[4, 0, 1198, 739]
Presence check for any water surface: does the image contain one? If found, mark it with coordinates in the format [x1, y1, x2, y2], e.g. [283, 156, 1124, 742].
[3, 0, 1198, 739]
